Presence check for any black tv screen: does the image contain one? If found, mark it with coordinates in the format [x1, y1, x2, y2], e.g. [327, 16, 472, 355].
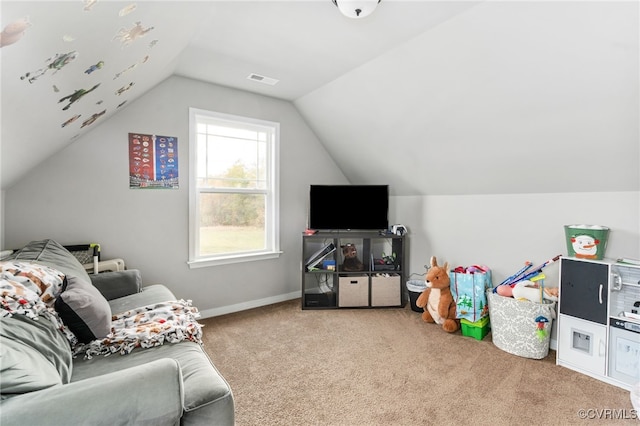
[309, 185, 389, 231]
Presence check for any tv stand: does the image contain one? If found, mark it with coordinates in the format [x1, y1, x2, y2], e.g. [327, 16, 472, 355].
[302, 231, 406, 309]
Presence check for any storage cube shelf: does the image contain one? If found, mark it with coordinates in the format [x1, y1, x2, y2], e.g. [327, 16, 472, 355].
[302, 232, 406, 310]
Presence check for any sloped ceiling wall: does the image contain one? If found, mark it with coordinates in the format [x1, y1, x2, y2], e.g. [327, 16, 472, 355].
[1, 1, 208, 189]
[295, 1, 639, 195]
[2, 1, 638, 196]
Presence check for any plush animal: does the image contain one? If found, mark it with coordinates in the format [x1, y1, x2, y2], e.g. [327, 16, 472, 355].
[415, 256, 459, 333]
[511, 281, 559, 303]
[341, 243, 364, 272]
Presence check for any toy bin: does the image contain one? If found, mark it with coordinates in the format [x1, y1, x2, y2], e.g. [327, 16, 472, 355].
[460, 316, 490, 340]
[564, 224, 609, 260]
[486, 290, 555, 359]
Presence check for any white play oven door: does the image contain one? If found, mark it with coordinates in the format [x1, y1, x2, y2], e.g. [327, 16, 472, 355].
[608, 318, 640, 386]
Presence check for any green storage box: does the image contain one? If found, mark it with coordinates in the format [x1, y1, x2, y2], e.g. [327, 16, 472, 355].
[460, 316, 490, 340]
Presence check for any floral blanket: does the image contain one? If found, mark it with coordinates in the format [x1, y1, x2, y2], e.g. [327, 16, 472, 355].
[74, 300, 203, 359]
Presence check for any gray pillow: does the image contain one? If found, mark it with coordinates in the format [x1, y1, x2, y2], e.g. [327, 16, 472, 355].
[55, 276, 112, 343]
[8, 239, 91, 285]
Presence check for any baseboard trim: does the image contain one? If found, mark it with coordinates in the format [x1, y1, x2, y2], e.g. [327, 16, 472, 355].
[198, 291, 301, 319]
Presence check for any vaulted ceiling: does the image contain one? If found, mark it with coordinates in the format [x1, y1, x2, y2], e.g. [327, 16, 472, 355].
[2, 1, 638, 195]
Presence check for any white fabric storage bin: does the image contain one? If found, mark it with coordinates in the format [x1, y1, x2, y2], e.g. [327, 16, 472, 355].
[487, 290, 556, 359]
[338, 276, 369, 307]
[371, 275, 400, 307]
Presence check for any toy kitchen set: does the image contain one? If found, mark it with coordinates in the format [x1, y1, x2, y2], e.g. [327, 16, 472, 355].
[556, 225, 640, 391]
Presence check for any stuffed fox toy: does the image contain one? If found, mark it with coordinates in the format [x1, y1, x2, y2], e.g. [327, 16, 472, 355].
[415, 256, 459, 333]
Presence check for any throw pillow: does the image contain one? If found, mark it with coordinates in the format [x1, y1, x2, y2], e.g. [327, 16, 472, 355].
[6, 239, 92, 285]
[55, 276, 112, 343]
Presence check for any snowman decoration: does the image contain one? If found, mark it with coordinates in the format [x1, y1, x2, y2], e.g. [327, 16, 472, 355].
[571, 235, 600, 259]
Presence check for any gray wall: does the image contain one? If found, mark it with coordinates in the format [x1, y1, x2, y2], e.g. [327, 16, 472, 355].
[3, 75, 639, 316]
[393, 192, 640, 287]
[3, 76, 348, 316]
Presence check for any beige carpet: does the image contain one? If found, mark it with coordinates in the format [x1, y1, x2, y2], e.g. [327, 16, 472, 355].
[200, 299, 636, 426]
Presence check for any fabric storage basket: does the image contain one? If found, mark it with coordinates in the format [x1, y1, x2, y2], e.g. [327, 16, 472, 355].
[486, 290, 555, 359]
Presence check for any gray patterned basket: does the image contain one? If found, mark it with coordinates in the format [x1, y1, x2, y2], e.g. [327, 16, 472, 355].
[486, 290, 556, 359]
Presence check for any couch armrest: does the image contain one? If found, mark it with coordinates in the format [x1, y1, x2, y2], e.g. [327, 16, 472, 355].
[1, 358, 184, 426]
[89, 269, 142, 300]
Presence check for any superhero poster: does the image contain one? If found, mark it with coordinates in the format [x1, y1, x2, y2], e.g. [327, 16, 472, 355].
[129, 133, 178, 189]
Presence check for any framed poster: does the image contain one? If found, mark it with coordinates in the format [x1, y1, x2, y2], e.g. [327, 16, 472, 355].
[129, 133, 178, 189]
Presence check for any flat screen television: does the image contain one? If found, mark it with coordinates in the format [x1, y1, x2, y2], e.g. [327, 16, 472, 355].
[308, 185, 389, 231]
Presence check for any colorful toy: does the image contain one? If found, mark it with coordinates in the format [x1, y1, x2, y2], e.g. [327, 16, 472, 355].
[415, 256, 458, 333]
[535, 316, 549, 340]
[511, 281, 558, 303]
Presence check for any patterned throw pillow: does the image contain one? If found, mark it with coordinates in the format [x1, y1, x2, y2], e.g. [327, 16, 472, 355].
[0, 261, 65, 305]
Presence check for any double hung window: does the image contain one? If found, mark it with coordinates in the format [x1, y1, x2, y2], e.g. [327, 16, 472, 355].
[188, 108, 280, 267]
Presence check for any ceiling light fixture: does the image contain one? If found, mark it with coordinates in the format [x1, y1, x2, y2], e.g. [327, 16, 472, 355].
[332, 0, 381, 19]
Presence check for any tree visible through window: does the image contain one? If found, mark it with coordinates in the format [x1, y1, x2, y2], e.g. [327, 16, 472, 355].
[189, 108, 280, 267]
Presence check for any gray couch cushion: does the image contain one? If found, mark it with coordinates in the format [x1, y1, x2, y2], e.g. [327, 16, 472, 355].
[0, 313, 73, 397]
[0, 333, 62, 397]
[108, 284, 175, 315]
[73, 283, 233, 420]
[72, 341, 232, 414]
[8, 239, 91, 284]
[89, 269, 142, 300]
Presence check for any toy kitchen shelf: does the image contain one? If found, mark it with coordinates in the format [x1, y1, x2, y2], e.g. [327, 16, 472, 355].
[556, 257, 640, 391]
[301, 232, 406, 310]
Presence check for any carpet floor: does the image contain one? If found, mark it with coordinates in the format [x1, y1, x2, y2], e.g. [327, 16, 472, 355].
[200, 299, 636, 426]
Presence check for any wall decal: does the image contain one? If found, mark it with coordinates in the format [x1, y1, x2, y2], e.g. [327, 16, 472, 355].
[117, 101, 128, 108]
[114, 63, 137, 80]
[149, 40, 158, 48]
[62, 35, 75, 42]
[129, 133, 179, 189]
[0, 17, 31, 48]
[61, 115, 81, 128]
[119, 4, 137, 17]
[84, 0, 98, 12]
[84, 60, 104, 74]
[114, 54, 150, 80]
[53, 85, 60, 93]
[58, 84, 100, 110]
[113, 21, 154, 47]
[20, 51, 78, 83]
[80, 110, 106, 128]
[115, 82, 134, 96]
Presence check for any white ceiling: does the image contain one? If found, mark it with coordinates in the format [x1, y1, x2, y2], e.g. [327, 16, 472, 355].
[1, 1, 638, 195]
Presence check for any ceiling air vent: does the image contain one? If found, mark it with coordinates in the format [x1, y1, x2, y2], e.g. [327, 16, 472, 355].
[247, 73, 279, 86]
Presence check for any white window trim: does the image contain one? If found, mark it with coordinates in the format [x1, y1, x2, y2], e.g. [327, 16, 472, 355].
[188, 108, 281, 268]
